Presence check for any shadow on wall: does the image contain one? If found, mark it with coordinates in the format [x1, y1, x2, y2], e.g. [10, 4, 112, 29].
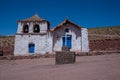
[53, 24, 81, 48]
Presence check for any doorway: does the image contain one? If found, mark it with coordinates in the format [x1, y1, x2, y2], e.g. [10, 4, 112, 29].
[62, 35, 72, 49]
[29, 44, 35, 53]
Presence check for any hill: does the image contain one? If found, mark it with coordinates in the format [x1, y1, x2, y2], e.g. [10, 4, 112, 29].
[88, 26, 120, 40]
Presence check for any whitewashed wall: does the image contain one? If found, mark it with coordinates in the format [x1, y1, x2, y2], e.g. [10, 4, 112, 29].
[17, 22, 48, 34]
[81, 28, 89, 52]
[14, 21, 52, 56]
[53, 24, 82, 51]
[14, 34, 53, 56]
[14, 21, 89, 56]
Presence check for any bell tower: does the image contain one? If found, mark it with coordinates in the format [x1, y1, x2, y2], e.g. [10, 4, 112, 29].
[17, 14, 50, 34]
[14, 14, 52, 56]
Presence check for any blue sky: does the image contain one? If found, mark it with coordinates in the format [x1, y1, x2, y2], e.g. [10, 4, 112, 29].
[0, 0, 120, 35]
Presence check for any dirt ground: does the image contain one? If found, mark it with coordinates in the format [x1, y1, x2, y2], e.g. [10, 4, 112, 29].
[0, 54, 120, 80]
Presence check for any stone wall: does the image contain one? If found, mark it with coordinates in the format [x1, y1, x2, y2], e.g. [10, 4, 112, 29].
[0, 36, 14, 56]
[55, 51, 76, 64]
[0, 46, 14, 56]
[89, 38, 120, 51]
[55, 46, 76, 64]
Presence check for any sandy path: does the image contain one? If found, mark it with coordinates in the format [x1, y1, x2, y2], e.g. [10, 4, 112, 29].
[0, 54, 120, 80]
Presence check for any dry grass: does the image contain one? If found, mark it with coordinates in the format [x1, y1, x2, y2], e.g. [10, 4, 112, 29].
[0, 36, 14, 47]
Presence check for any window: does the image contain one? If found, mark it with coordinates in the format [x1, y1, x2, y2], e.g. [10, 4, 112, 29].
[33, 24, 40, 33]
[66, 23, 69, 26]
[23, 25, 29, 33]
[65, 28, 69, 33]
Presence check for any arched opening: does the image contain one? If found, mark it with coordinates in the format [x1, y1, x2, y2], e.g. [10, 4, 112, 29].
[29, 43, 35, 53]
[33, 24, 40, 33]
[23, 25, 29, 33]
[65, 28, 69, 33]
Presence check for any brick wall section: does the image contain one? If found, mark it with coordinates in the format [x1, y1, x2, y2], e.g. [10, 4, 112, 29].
[89, 38, 120, 51]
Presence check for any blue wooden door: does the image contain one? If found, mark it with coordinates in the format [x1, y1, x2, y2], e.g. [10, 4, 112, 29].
[67, 35, 72, 48]
[29, 44, 35, 53]
[62, 35, 72, 49]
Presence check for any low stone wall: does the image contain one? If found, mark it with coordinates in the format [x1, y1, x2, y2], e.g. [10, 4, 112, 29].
[0, 46, 14, 56]
[89, 38, 120, 51]
[76, 51, 120, 56]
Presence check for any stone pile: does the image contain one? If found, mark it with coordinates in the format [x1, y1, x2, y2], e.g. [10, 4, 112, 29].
[55, 46, 76, 65]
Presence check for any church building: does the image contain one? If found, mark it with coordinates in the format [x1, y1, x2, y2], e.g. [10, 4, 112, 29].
[14, 14, 89, 56]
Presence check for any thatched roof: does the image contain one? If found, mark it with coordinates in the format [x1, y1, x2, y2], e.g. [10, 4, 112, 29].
[52, 19, 81, 31]
[18, 14, 47, 22]
[17, 14, 50, 26]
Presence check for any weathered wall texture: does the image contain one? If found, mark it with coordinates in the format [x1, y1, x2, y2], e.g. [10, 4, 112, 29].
[14, 33, 53, 56]
[17, 22, 48, 34]
[53, 24, 89, 52]
[88, 26, 120, 51]
[0, 36, 14, 55]
[1, 26, 120, 56]
[0, 46, 14, 56]
[14, 20, 53, 56]
[81, 28, 89, 52]
[89, 38, 120, 51]
[53, 24, 81, 51]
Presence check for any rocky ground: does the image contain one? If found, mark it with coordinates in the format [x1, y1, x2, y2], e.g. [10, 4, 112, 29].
[0, 53, 120, 80]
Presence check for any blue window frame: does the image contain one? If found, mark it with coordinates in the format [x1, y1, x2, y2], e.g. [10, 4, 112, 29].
[62, 35, 72, 48]
[29, 44, 35, 53]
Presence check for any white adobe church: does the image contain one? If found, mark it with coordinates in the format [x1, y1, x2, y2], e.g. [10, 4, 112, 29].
[14, 14, 89, 56]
